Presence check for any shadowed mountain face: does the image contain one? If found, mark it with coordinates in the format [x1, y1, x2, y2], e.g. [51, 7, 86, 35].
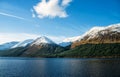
[19, 36, 66, 57]
[21, 44, 61, 57]
[20, 36, 56, 56]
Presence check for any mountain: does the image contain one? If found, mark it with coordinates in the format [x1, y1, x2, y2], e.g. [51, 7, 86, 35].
[30, 36, 55, 46]
[71, 23, 120, 48]
[59, 36, 81, 47]
[12, 39, 34, 48]
[0, 42, 19, 50]
[59, 43, 120, 58]
[0, 36, 66, 57]
[20, 36, 65, 57]
[0, 23, 120, 58]
[59, 23, 120, 58]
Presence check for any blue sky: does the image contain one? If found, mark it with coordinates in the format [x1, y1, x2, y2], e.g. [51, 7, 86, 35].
[0, 0, 120, 43]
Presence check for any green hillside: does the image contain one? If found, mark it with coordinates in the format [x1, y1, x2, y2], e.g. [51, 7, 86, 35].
[58, 43, 120, 58]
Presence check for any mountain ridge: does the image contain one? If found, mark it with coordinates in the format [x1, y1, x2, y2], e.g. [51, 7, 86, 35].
[0, 23, 120, 58]
[12, 39, 34, 48]
[71, 23, 120, 48]
[0, 41, 19, 50]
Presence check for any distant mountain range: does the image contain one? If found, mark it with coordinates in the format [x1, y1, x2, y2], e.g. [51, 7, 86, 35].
[59, 36, 81, 47]
[0, 42, 19, 50]
[0, 23, 120, 58]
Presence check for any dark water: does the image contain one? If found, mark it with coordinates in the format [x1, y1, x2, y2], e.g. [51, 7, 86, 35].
[0, 57, 120, 77]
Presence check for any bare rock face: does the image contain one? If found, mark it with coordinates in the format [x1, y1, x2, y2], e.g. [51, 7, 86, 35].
[71, 23, 120, 48]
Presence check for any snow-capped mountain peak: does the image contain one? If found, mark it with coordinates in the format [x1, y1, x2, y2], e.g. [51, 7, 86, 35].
[12, 39, 34, 48]
[85, 27, 105, 34]
[30, 36, 55, 46]
[82, 26, 105, 39]
[107, 23, 120, 32]
[71, 23, 120, 48]
[82, 23, 120, 40]
[60, 23, 120, 47]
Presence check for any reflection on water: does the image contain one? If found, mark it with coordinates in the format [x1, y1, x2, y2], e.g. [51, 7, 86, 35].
[0, 57, 120, 77]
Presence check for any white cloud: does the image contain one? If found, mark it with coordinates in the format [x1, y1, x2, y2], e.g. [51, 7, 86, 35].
[32, 0, 72, 18]
[62, 0, 72, 6]
[31, 9, 36, 18]
[32, 13, 36, 18]
[0, 33, 66, 44]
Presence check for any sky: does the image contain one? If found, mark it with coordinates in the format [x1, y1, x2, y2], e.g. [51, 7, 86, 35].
[0, 0, 120, 44]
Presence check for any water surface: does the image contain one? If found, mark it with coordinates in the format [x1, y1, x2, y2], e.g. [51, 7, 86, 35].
[0, 57, 120, 77]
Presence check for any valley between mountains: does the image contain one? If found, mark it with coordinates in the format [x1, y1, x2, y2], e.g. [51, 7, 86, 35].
[0, 23, 120, 58]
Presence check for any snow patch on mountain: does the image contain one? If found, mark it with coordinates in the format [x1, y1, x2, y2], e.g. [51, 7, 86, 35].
[30, 36, 55, 46]
[59, 36, 81, 47]
[63, 36, 82, 42]
[107, 23, 120, 32]
[82, 23, 120, 40]
[60, 23, 120, 47]
[12, 39, 34, 48]
[0, 42, 19, 50]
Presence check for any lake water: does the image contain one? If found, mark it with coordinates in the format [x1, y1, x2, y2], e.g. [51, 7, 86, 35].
[0, 57, 120, 77]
